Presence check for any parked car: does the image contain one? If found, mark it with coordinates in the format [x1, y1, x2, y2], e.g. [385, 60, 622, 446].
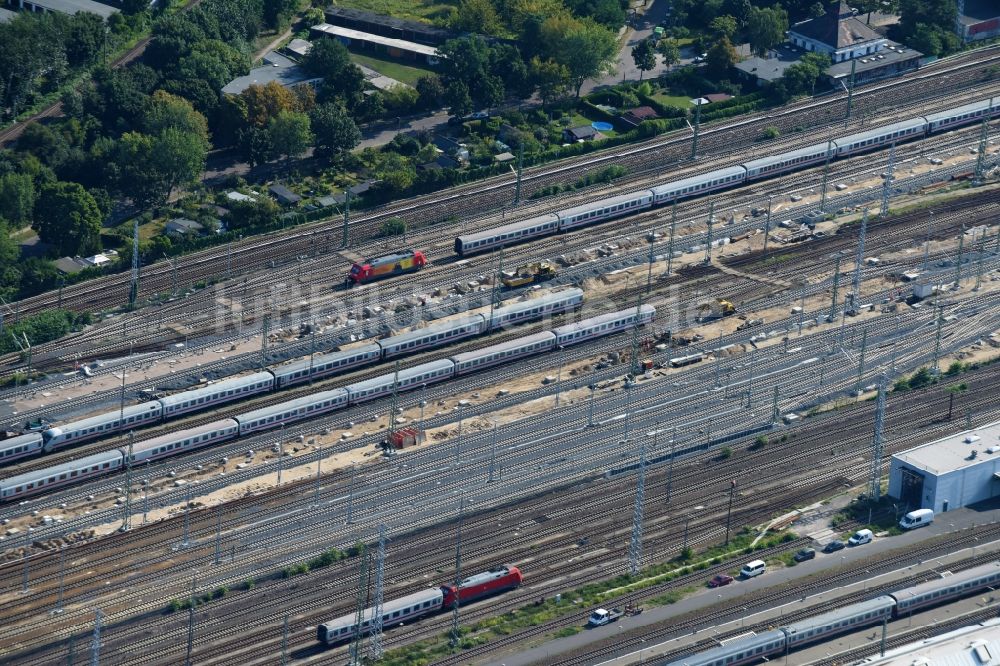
[823, 539, 846, 553]
[708, 574, 735, 588]
[464, 110, 490, 121]
[693, 53, 708, 64]
[848, 528, 874, 546]
[739, 560, 766, 578]
[793, 548, 816, 562]
[899, 508, 934, 530]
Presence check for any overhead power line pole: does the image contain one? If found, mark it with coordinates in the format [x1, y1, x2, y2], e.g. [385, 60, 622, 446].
[450, 495, 466, 648]
[369, 525, 386, 661]
[628, 434, 648, 576]
[869, 375, 887, 501]
[129, 218, 140, 310]
[848, 208, 869, 315]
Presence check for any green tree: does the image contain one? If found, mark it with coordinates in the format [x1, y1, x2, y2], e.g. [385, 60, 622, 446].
[563, 0, 625, 29]
[746, 5, 789, 58]
[153, 128, 208, 199]
[0, 14, 68, 119]
[33, 181, 102, 256]
[310, 102, 360, 162]
[709, 14, 738, 40]
[303, 34, 352, 80]
[415, 75, 446, 110]
[225, 198, 280, 231]
[542, 15, 617, 97]
[65, 13, 106, 67]
[807, 2, 826, 18]
[16, 258, 59, 297]
[116, 126, 207, 206]
[144, 90, 211, 145]
[382, 83, 420, 115]
[262, 0, 298, 29]
[722, 0, 752, 26]
[898, 0, 956, 37]
[0, 173, 36, 227]
[631, 38, 657, 81]
[438, 36, 506, 109]
[239, 81, 301, 128]
[656, 38, 681, 71]
[444, 80, 474, 118]
[122, 0, 149, 14]
[780, 51, 830, 95]
[454, 0, 503, 34]
[706, 35, 739, 77]
[267, 110, 312, 161]
[530, 56, 571, 106]
[0, 221, 20, 299]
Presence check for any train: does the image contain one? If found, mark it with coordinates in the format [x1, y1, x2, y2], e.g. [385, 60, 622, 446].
[346, 250, 427, 286]
[1, 289, 585, 463]
[316, 565, 523, 645]
[664, 560, 1000, 666]
[454, 98, 1000, 257]
[0, 302, 655, 502]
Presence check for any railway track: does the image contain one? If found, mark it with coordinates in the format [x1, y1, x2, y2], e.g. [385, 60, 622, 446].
[1, 299, 997, 663]
[3, 234, 995, 534]
[4, 46, 1000, 333]
[8, 132, 996, 438]
[2, 114, 991, 393]
[545, 536, 1000, 666]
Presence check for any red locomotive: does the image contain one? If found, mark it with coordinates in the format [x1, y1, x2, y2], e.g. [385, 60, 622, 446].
[346, 250, 426, 286]
[441, 565, 523, 607]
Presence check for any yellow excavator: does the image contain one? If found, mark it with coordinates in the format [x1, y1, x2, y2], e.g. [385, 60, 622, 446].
[697, 298, 737, 320]
[501, 262, 557, 288]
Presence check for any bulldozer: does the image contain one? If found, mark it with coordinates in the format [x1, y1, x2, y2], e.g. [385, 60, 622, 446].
[696, 298, 737, 321]
[501, 262, 556, 288]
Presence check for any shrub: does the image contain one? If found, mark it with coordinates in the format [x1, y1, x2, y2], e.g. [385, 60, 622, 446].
[379, 217, 406, 237]
[719, 446, 733, 459]
[760, 126, 780, 140]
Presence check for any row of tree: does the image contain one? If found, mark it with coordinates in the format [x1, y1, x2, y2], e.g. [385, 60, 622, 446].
[0, 10, 146, 122]
[448, 0, 627, 36]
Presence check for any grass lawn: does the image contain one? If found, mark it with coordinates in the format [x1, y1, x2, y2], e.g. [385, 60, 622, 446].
[335, 0, 455, 22]
[134, 219, 165, 242]
[563, 111, 620, 138]
[651, 92, 693, 108]
[349, 52, 434, 87]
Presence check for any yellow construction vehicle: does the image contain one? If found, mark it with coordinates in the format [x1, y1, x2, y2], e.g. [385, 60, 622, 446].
[501, 262, 556, 288]
[697, 298, 737, 320]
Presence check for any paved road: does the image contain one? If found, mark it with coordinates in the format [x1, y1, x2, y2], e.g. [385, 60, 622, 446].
[582, 0, 688, 95]
[487, 502, 1000, 666]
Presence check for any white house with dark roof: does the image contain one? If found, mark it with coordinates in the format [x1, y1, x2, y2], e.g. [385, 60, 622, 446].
[787, 0, 885, 63]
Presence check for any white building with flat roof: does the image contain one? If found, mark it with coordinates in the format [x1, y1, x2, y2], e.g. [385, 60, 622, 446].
[862, 617, 1000, 664]
[888, 419, 1000, 513]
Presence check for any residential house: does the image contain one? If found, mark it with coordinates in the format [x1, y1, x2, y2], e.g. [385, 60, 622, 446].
[269, 184, 302, 206]
[620, 106, 659, 128]
[221, 51, 323, 96]
[563, 126, 599, 143]
[164, 218, 205, 236]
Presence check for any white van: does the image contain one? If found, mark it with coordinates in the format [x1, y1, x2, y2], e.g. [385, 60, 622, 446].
[848, 528, 873, 546]
[899, 508, 934, 530]
[740, 560, 766, 578]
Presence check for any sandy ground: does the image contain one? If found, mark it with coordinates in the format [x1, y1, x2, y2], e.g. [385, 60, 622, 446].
[5, 280, 575, 425]
[6, 171, 1000, 556]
